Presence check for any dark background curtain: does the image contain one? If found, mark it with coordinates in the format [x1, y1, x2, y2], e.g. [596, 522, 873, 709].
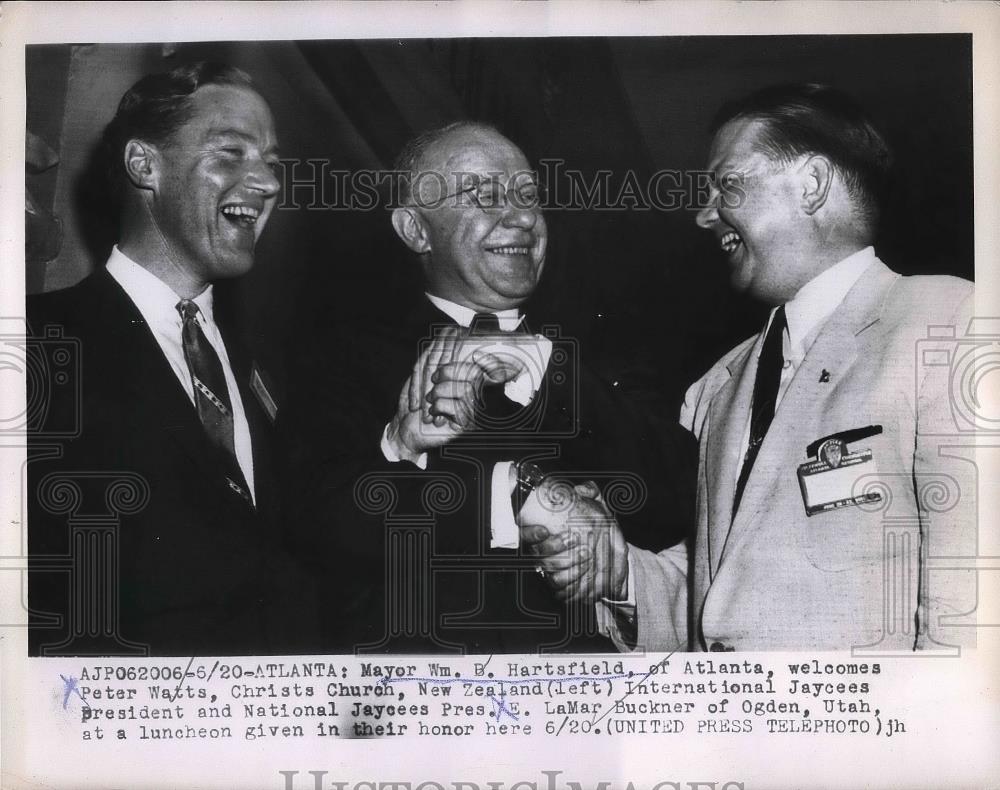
[25, 36, 973, 411]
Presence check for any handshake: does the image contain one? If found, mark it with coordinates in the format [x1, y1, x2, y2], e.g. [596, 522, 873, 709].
[516, 476, 630, 605]
[382, 322, 629, 604]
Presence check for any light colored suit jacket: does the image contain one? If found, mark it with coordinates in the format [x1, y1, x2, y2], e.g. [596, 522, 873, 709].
[627, 258, 977, 651]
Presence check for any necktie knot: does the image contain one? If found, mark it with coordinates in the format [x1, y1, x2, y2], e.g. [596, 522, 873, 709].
[176, 299, 200, 322]
[470, 312, 502, 334]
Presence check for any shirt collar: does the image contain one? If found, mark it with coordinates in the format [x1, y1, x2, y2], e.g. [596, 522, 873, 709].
[763, 246, 876, 357]
[425, 293, 523, 332]
[106, 245, 215, 326]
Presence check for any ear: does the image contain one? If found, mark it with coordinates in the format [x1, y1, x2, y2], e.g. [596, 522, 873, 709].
[123, 139, 159, 192]
[391, 207, 431, 254]
[800, 154, 833, 216]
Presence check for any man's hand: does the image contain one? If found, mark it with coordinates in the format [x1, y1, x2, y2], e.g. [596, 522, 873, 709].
[426, 350, 525, 424]
[386, 327, 525, 461]
[518, 479, 629, 604]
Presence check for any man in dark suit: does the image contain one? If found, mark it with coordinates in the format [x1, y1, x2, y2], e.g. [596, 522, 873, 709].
[27, 62, 310, 656]
[281, 121, 695, 654]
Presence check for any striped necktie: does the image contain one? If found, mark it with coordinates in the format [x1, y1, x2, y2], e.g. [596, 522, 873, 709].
[176, 299, 252, 504]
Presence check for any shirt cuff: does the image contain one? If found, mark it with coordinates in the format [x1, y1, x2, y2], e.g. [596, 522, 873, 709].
[380, 422, 428, 469]
[601, 551, 636, 608]
[595, 552, 637, 650]
[490, 461, 519, 549]
[503, 335, 553, 406]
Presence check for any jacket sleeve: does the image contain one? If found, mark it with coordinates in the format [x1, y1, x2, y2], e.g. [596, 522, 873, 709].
[913, 285, 978, 649]
[597, 542, 689, 653]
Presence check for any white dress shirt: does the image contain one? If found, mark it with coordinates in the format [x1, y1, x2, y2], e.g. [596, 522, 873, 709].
[737, 245, 877, 476]
[600, 246, 878, 628]
[380, 293, 553, 548]
[106, 246, 256, 503]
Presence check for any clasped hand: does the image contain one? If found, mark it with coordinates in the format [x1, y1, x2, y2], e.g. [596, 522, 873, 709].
[386, 325, 527, 459]
[517, 478, 629, 604]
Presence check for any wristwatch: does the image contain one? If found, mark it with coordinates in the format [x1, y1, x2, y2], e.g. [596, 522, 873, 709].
[511, 460, 547, 515]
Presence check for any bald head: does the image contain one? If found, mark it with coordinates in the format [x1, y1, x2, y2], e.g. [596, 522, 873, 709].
[390, 122, 548, 312]
[396, 122, 508, 205]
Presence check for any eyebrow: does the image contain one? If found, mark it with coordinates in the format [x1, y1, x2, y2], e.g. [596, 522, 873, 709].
[466, 172, 539, 185]
[206, 128, 280, 156]
[710, 161, 741, 179]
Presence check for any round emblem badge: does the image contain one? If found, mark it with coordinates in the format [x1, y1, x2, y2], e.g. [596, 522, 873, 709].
[818, 438, 847, 469]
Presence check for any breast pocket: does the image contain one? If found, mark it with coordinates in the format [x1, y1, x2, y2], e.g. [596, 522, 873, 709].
[794, 433, 912, 572]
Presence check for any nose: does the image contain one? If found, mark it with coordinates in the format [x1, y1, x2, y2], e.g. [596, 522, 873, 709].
[246, 158, 281, 200]
[696, 190, 719, 229]
[500, 202, 539, 230]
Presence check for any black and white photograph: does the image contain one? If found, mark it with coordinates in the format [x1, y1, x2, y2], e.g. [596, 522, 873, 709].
[2, 2, 999, 789]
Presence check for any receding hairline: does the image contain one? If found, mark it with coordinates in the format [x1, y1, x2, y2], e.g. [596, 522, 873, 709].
[708, 116, 775, 165]
[159, 85, 277, 150]
[187, 81, 273, 114]
[128, 82, 274, 144]
[412, 123, 527, 175]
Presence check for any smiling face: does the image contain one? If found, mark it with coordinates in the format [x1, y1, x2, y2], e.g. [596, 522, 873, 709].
[695, 117, 809, 305]
[411, 127, 547, 312]
[147, 84, 280, 287]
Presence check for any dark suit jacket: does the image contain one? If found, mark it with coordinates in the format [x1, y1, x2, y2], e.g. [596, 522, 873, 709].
[280, 295, 696, 654]
[27, 267, 315, 656]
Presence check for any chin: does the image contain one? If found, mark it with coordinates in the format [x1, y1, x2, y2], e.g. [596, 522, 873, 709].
[489, 271, 535, 295]
[212, 253, 257, 281]
[729, 253, 763, 294]
[499, 286, 535, 305]
[728, 270, 753, 295]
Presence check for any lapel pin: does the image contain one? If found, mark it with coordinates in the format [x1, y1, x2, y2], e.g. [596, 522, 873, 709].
[819, 369, 831, 383]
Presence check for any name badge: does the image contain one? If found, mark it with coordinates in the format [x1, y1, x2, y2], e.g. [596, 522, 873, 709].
[250, 364, 278, 423]
[797, 426, 883, 517]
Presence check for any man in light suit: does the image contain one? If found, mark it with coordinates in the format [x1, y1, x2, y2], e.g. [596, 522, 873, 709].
[520, 83, 976, 652]
[28, 62, 314, 655]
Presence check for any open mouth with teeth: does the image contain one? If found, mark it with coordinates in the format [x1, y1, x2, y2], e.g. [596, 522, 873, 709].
[220, 204, 261, 230]
[720, 229, 743, 254]
[486, 245, 532, 256]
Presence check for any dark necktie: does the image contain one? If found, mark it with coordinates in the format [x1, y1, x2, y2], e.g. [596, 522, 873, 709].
[176, 299, 252, 504]
[732, 305, 786, 517]
[469, 312, 524, 427]
[470, 312, 502, 334]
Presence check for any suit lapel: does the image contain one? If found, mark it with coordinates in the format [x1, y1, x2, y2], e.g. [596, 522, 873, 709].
[704, 337, 759, 573]
[89, 270, 246, 492]
[91, 270, 198, 416]
[226, 332, 277, 516]
[719, 259, 899, 562]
